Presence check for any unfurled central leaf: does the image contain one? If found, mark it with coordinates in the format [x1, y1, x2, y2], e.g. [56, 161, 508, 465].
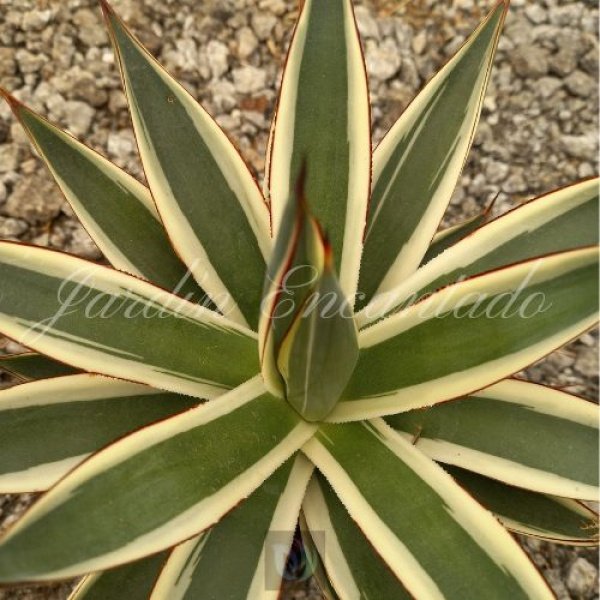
[259, 170, 358, 422]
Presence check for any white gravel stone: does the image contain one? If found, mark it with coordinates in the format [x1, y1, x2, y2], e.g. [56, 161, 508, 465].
[566, 558, 598, 597]
[63, 100, 95, 137]
[354, 6, 380, 40]
[251, 12, 277, 41]
[561, 132, 598, 159]
[232, 65, 267, 94]
[21, 9, 52, 32]
[205, 40, 230, 79]
[237, 26, 258, 59]
[564, 70, 596, 98]
[365, 38, 401, 81]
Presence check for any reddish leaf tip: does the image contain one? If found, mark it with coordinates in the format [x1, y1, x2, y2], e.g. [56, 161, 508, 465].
[0, 88, 22, 111]
[98, 0, 114, 19]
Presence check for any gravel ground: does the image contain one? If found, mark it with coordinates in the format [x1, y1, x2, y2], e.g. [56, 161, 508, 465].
[0, 0, 598, 598]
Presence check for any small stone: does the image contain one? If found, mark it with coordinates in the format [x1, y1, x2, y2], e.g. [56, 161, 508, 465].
[0, 216, 27, 238]
[0, 146, 19, 174]
[251, 12, 277, 41]
[66, 225, 102, 260]
[0, 180, 6, 204]
[536, 76, 563, 99]
[211, 80, 237, 112]
[108, 90, 128, 114]
[394, 21, 413, 52]
[180, 41, 202, 74]
[236, 27, 258, 59]
[2, 173, 64, 224]
[549, 50, 578, 77]
[232, 65, 267, 94]
[503, 172, 527, 194]
[0, 48, 16, 77]
[354, 6, 380, 40]
[365, 38, 401, 81]
[22, 10, 52, 32]
[578, 163, 596, 179]
[73, 9, 107, 47]
[15, 49, 47, 74]
[561, 133, 598, 159]
[484, 161, 509, 184]
[564, 70, 596, 98]
[524, 4, 546, 25]
[399, 57, 420, 90]
[411, 30, 427, 55]
[70, 70, 109, 107]
[566, 558, 598, 598]
[107, 130, 137, 163]
[548, 5, 584, 28]
[580, 48, 599, 76]
[63, 101, 95, 137]
[258, 0, 287, 16]
[510, 46, 548, 78]
[204, 40, 229, 79]
[574, 347, 598, 378]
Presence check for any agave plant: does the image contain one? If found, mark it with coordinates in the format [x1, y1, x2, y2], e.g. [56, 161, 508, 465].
[0, 0, 597, 598]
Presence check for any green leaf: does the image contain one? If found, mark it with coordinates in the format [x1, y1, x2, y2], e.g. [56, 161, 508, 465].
[357, 1, 507, 308]
[446, 466, 599, 546]
[361, 178, 599, 326]
[70, 552, 168, 600]
[0, 377, 316, 582]
[336, 248, 599, 421]
[259, 172, 329, 398]
[279, 256, 358, 422]
[260, 178, 359, 421]
[387, 380, 600, 500]
[0, 242, 259, 397]
[151, 455, 313, 599]
[303, 474, 411, 599]
[102, 2, 271, 329]
[303, 420, 552, 599]
[269, 0, 370, 302]
[0, 353, 78, 381]
[386, 379, 599, 499]
[421, 202, 493, 266]
[2, 94, 207, 305]
[0, 374, 197, 492]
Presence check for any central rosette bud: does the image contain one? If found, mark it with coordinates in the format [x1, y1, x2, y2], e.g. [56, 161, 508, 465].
[259, 169, 359, 422]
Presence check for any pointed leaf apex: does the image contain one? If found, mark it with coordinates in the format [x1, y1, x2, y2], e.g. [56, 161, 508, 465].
[98, 0, 114, 18]
[0, 88, 22, 111]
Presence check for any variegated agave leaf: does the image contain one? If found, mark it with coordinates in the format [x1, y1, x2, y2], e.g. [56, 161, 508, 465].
[0, 0, 597, 598]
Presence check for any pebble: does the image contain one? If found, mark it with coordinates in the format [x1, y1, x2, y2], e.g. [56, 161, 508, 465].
[561, 133, 598, 159]
[204, 40, 230, 79]
[63, 100, 95, 137]
[0, 216, 27, 237]
[2, 172, 64, 224]
[251, 12, 277, 41]
[524, 4, 547, 25]
[237, 27, 258, 59]
[354, 6, 380, 40]
[566, 558, 598, 598]
[564, 70, 596, 98]
[510, 45, 548, 78]
[537, 76, 563, 99]
[232, 65, 267, 94]
[72, 9, 107, 47]
[365, 38, 401, 81]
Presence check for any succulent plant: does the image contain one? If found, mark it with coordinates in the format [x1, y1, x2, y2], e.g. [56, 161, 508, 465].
[0, 0, 597, 598]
